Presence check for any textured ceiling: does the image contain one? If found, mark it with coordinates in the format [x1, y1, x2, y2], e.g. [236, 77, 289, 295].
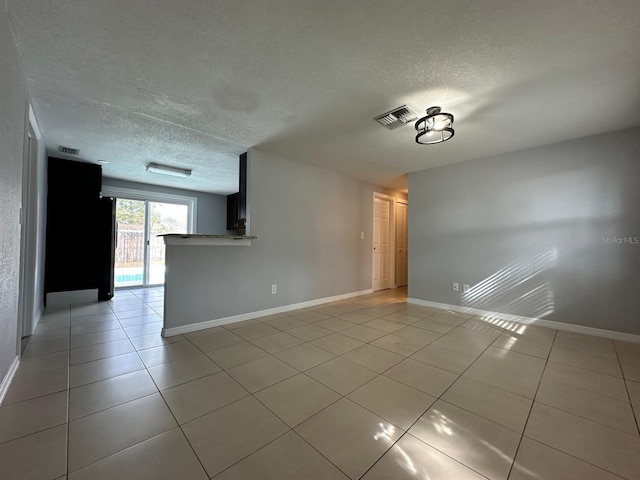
[5, 0, 640, 194]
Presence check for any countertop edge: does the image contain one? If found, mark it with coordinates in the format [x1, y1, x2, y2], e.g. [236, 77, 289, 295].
[161, 234, 256, 246]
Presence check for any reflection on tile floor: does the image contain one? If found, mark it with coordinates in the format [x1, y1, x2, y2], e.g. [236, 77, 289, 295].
[1, 286, 640, 479]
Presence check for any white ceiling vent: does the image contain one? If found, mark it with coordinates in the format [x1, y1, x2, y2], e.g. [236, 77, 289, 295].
[58, 145, 80, 155]
[374, 105, 419, 130]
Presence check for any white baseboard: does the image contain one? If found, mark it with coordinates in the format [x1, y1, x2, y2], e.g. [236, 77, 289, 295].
[0, 356, 20, 406]
[46, 289, 98, 307]
[407, 298, 640, 344]
[163, 289, 374, 337]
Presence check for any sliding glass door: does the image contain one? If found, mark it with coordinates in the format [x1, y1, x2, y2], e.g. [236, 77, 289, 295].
[114, 199, 146, 287]
[115, 198, 191, 287]
[147, 201, 189, 284]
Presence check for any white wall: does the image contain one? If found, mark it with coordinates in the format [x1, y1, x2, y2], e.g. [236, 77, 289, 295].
[0, 5, 29, 390]
[408, 127, 640, 335]
[164, 148, 404, 328]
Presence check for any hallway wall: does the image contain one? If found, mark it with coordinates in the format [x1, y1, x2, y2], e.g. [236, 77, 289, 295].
[0, 5, 30, 394]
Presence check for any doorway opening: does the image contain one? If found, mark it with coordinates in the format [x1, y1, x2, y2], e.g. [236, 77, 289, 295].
[372, 193, 408, 291]
[18, 105, 43, 341]
[395, 200, 408, 287]
[114, 198, 191, 287]
[373, 193, 394, 291]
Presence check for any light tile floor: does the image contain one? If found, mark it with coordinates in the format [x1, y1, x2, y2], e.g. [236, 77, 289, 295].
[1, 287, 640, 479]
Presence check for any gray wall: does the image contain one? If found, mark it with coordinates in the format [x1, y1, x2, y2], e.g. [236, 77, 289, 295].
[165, 148, 402, 328]
[408, 127, 640, 334]
[102, 177, 228, 234]
[0, 6, 28, 386]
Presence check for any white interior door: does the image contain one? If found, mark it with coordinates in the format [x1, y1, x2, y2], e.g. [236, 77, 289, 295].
[395, 201, 408, 287]
[18, 110, 41, 338]
[373, 197, 391, 291]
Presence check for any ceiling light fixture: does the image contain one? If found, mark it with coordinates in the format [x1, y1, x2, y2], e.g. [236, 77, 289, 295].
[146, 163, 192, 178]
[415, 106, 455, 144]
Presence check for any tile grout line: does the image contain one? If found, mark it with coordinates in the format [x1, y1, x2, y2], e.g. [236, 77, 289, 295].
[544, 358, 629, 380]
[112, 292, 213, 479]
[530, 396, 640, 438]
[21, 288, 637, 479]
[500, 330, 636, 479]
[114, 294, 488, 475]
[613, 341, 640, 437]
[174, 292, 406, 479]
[242, 297, 415, 480]
[0, 309, 71, 449]
[206, 429, 295, 479]
[516, 408, 635, 477]
[150, 324, 344, 479]
[17, 294, 470, 478]
[356, 320, 509, 480]
[64, 289, 203, 477]
[504, 328, 558, 480]
[183, 293, 411, 479]
[2, 291, 161, 476]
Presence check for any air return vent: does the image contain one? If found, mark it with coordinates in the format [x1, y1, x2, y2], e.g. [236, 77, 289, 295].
[374, 105, 419, 130]
[58, 146, 80, 155]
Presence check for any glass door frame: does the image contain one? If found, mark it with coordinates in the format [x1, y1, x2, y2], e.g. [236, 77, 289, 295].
[104, 185, 197, 287]
[145, 200, 191, 285]
[144, 201, 151, 285]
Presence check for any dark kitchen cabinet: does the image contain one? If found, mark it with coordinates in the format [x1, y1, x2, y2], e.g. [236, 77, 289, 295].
[226, 152, 247, 232]
[226, 192, 240, 230]
[238, 152, 247, 223]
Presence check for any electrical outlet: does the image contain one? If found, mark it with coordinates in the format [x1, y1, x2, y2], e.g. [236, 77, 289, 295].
[271, 285, 277, 294]
[452, 282, 459, 292]
[463, 284, 470, 293]
[360, 232, 364, 240]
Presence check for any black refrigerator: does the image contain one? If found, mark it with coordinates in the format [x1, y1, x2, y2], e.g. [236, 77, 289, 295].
[44, 157, 116, 304]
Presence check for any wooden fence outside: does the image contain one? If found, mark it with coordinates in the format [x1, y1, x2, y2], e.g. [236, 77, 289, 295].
[116, 229, 165, 265]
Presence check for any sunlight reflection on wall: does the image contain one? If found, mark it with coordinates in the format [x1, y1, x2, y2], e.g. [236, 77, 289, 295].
[461, 248, 557, 321]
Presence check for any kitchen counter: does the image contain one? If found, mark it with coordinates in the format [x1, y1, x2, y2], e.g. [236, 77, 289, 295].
[160, 234, 257, 246]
